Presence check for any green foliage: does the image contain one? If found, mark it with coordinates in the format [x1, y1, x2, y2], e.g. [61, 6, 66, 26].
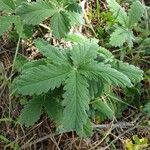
[16, 1, 56, 25]
[16, 0, 83, 38]
[107, 0, 128, 26]
[0, 16, 18, 36]
[107, 0, 145, 47]
[0, 0, 15, 13]
[143, 102, 150, 117]
[109, 27, 134, 48]
[128, 1, 145, 27]
[0, 0, 83, 39]
[92, 98, 115, 119]
[20, 93, 63, 126]
[19, 96, 43, 126]
[14, 38, 143, 137]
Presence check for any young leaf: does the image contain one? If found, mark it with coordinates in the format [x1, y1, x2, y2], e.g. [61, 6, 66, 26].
[70, 40, 99, 66]
[110, 27, 134, 47]
[16, 1, 56, 25]
[0, 0, 15, 13]
[106, 0, 128, 26]
[19, 96, 43, 127]
[62, 71, 90, 132]
[128, 1, 145, 27]
[112, 61, 143, 83]
[50, 11, 70, 38]
[17, 64, 71, 95]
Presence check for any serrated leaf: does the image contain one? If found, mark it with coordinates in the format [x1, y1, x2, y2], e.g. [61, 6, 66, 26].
[106, 0, 128, 26]
[128, 1, 144, 27]
[14, 0, 27, 6]
[34, 39, 68, 64]
[0, 0, 15, 13]
[62, 71, 90, 132]
[14, 55, 28, 72]
[19, 96, 43, 126]
[89, 80, 104, 99]
[66, 3, 84, 25]
[93, 98, 114, 119]
[67, 11, 84, 26]
[43, 94, 63, 124]
[0, 16, 18, 36]
[110, 27, 134, 47]
[70, 40, 99, 66]
[81, 63, 133, 88]
[77, 119, 93, 137]
[112, 61, 143, 83]
[97, 47, 114, 62]
[17, 64, 71, 95]
[22, 59, 46, 72]
[50, 11, 70, 38]
[16, 1, 56, 25]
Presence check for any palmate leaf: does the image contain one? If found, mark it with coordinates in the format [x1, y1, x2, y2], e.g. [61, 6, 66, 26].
[106, 0, 128, 26]
[62, 71, 90, 132]
[112, 61, 143, 83]
[17, 64, 72, 95]
[128, 1, 144, 27]
[110, 27, 134, 47]
[34, 39, 68, 64]
[16, 1, 56, 25]
[0, 0, 15, 13]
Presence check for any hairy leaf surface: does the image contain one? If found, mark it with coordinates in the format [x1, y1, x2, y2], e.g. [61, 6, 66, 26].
[110, 27, 134, 47]
[16, 1, 56, 25]
[107, 0, 128, 26]
[62, 71, 90, 132]
[35, 39, 68, 64]
[112, 61, 143, 83]
[81, 63, 133, 87]
[17, 64, 71, 95]
[50, 11, 70, 38]
[0, 16, 18, 36]
[128, 1, 144, 27]
[70, 40, 99, 66]
[0, 0, 15, 13]
[19, 96, 43, 126]
[93, 99, 114, 119]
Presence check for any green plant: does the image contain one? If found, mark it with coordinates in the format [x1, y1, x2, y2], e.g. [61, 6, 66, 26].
[143, 102, 150, 117]
[13, 37, 143, 137]
[0, 0, 83, 39]
[107, 0, 145, 48]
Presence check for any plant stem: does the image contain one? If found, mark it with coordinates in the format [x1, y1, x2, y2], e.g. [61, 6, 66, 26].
[9, 37, 21, 118]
